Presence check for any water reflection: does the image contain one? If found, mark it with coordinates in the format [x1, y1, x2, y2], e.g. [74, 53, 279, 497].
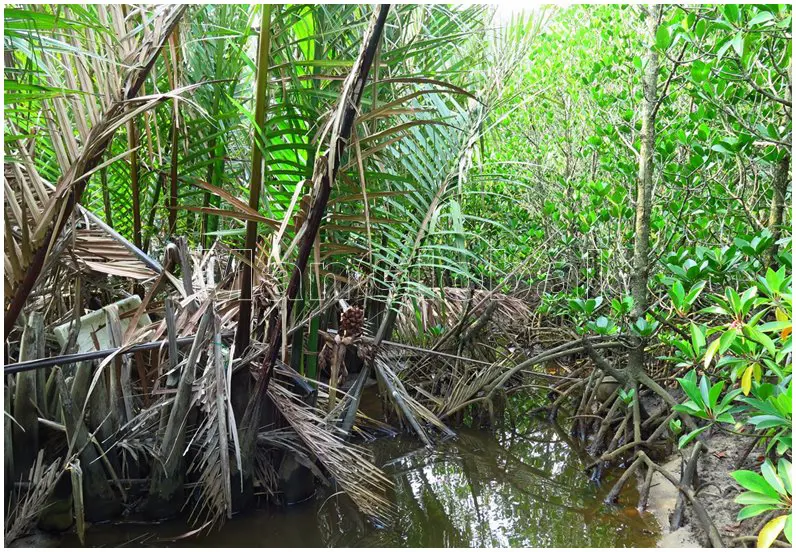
[328, 424, 659, 548]
[61, 412, 659, 547]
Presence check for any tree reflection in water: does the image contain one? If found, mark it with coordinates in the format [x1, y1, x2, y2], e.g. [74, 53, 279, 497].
[315, 415, 659, 547]
[61, 405, 660, 548]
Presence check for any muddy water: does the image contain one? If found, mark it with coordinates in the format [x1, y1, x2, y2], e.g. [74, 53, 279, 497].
[60, 410, 659, 547]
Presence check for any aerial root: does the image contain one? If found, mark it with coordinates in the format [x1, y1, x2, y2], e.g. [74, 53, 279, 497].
[598, 443, 722, 547]
[572, 370, 601, 438]
[605, 414, 630, 457]
[530, 377, 586, 419]
[671, 441, 704, 530]
[604, 456, 643, 504]
[646, 412, 676, 443]
[635, 451, 724, 548]
[587, 393, 622, 456]
[730, 536, 790, 548]
[637, 463, 654, 511]
[545, 338, 718, 545]
[734, 435, 762, 470]
[752, 511, 778, 535]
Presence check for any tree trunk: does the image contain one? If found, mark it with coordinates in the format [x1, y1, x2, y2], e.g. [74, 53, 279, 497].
[627, 5, 660, 381]
[767, 153, 790, 266]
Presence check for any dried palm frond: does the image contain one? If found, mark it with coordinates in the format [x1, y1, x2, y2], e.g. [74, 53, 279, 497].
[4, 451, 63, 546]
[4, 4, 188, 336]
[185, 306, 237, 528]
[257, 428, 330, 487]
[436, 357, 513, 418]
[110, 402, 163, 479]
[72, 229, 155, 280]
[253, 443, 280, 500]
[267, 379, 394, 522]
[394, 287, 532, 340]
[374, 356, 455, 443]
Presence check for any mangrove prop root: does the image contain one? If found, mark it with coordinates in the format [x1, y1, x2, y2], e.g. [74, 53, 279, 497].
[604, 456, 643, 504]
[730, 536, 791, 548]
[574, 370, 597, 423]
[646, 412, 676, 443]
[588, 394, 623, 456]
[586, 426, 672, 473]
[549, 379, 586, 411]
[487, 338, 622, 399]
[637, 464, 654, 511]
[637, 372, 698, 433]
[605, 414, 630, 457]
[671, 441, 704, 531]
[589, 439, 647, 470]
[752, 511, 778, 536]
[636, 451, 724, 548]
[641, 409, 665, 429]
[595, 385, 621, 416]
[735, 436, 761, 470]
[576, 371, 604, 438]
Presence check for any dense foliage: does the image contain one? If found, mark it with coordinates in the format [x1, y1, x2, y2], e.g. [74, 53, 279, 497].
[3, 3, 792, 545]
[475, 5, 792, 545]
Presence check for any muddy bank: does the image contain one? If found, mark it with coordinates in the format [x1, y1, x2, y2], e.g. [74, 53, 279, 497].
[647, 453, 701, 547]
[647, 428, 762, 548]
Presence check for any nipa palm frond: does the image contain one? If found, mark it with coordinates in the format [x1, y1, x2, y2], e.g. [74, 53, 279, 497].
[4, 451, 63, 546]
[185, 307, 239, 529]
[268, 379, 394, 523]
[4, 4, 188, 333]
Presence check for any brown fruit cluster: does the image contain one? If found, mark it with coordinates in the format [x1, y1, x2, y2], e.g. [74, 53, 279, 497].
[340, 305, 364, 338]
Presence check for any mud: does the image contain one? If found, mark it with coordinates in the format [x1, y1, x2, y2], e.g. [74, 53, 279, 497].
[647, 427, 763, 548]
